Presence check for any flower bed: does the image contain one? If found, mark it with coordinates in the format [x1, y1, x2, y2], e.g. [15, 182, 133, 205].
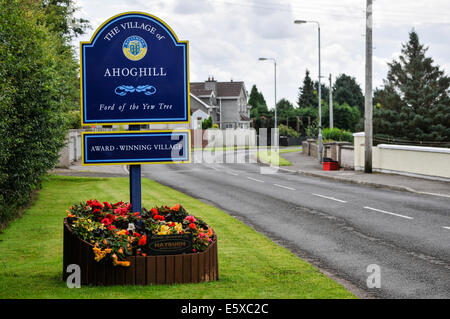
[63, 200, 219, 285]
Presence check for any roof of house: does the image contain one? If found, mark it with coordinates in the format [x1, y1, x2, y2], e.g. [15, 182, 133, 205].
[216, 82, 245, 97]
[190, 83, 214, 97]
[190, 81, 245, 98]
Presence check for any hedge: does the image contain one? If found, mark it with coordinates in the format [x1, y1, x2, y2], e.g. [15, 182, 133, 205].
[0, 1, 76, 228]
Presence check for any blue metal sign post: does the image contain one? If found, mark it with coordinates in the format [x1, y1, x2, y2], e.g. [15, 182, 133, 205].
[129, 125, 142, 214]
[80, 12, 190, 215]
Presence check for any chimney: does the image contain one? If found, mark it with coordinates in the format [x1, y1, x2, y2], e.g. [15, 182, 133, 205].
[205, 75, 217, 93]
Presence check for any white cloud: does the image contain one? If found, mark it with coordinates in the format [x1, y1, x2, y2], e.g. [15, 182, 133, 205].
[73, 0, 450, 109]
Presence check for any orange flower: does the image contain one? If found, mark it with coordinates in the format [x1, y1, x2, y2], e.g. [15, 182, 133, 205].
[112, 254, 130, 267]
[171, 204, 180, 211]
[207, 227, 213, 237]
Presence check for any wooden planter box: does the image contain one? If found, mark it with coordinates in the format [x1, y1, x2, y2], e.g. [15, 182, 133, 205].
[62, 218, 219, 286]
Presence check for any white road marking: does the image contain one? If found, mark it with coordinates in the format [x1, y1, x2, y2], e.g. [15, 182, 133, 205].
[312, 193, 347, 203]
[364, 206, 414, 220]
[443, 227, 450, 230]
[278, 167, 296, 173]
[247, 177, 265, 183]
[226, 171, 239, 176]
[274, 184, 296, 191]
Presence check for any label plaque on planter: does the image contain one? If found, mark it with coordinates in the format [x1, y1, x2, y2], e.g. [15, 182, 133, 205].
[80, 12, 190, 125]
[147, 233, 193, 255]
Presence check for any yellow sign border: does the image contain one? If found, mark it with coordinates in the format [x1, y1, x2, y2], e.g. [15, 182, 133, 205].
[80, 12, 191, 127]
[81, 129, 192, 166]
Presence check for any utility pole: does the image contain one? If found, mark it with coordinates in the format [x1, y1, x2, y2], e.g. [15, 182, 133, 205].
[329, 74, 333, 129]
[364, 0, 373, 173]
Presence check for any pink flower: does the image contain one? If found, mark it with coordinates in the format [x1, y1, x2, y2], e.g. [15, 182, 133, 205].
[184, 215, 196, 223]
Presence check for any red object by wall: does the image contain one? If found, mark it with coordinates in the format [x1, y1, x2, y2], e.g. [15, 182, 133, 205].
[323, 161, 339, 171]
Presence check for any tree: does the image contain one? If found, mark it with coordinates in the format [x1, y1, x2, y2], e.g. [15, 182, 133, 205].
[297, 70, 316, 108]
[314, 81, 329, 106]
[373, 30, 450, 143]
[41, 0, 90, 41]
[248, 85, 269, 118]
[333, 74, 365, 115]
[276, 98, 295, 117]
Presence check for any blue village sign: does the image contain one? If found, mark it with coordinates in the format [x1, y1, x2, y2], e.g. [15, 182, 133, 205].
[82, 130, 191, 165]
[80, 12, 190, 125]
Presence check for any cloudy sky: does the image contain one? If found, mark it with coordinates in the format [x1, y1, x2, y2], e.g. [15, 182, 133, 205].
[73, 0, 450, 109]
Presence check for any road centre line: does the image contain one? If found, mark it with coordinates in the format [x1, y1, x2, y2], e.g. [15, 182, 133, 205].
[247, 177, 265, 183]
[274, 184, 296, 191]
[364, 206, 414, 220]
[226, 171, 239, 176]
[312, 193, 348, 203]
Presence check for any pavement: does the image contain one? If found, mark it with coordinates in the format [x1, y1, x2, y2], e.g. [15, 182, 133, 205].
[280, 151, 450, 198]
[51, 149, 450, 298]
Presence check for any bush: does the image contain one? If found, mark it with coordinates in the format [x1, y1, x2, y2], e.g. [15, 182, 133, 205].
[322, 128, 354, 143]
[0, 1, 76, 227]
[305, 123, 318, 138]
[278, 124, 299, 138]
[65, 110, 82, 129]
[202, 116, 213, 129]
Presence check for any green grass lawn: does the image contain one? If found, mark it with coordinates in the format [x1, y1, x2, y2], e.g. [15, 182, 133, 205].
[0, 174, 354, 299]
[257, 147, 302, 166]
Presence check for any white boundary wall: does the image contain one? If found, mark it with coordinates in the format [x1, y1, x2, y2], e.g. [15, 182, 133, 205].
[354, 132, 450, 181]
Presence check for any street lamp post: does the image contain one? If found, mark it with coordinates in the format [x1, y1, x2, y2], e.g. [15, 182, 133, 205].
[294, 20, 323, 163]
[258, 57, 277, 146]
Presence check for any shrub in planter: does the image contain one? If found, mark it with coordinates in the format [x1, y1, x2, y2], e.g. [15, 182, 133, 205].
[67, 200, 215, 267]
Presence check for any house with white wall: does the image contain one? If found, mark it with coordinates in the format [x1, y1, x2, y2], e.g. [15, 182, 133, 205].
[190, 77, 251, 129]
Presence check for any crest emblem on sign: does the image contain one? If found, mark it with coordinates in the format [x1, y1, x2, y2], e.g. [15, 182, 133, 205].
[122, 35, 147, 61]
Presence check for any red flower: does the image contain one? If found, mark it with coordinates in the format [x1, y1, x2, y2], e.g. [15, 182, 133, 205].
[138, 235, 147, 246]
[154, 215, 165, 221]
[189, 223, 196, 230]
[171, 204, 180, 211]
[105, 214, 116, 221]
[101, 218, 112, 226]
[90, 199, 103, 209]
[93, 208, 100, 214]
[133, 212, 140, 216]
[168, 222, 175, 227]
[133, 232, 141, 237]
[107, 225, 117, 231]
[113, 201, 124, 207]
[103, 202, 112, 209]
[150, 208, 158, 215]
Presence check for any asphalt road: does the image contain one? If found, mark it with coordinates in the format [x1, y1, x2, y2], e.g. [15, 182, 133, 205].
[141, 150, 450, 299]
